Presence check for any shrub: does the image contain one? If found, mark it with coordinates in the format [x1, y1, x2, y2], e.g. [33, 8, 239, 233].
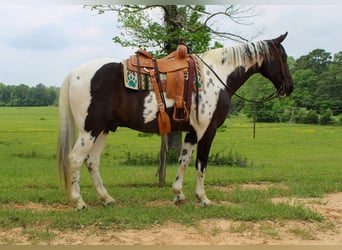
[256, 110, 279, 123]
[122, 149, 250, 168]
[293, 108, 307, 124]
[294, 108, 319, 124]
[209, 150, 249, 168]
[320, 109, 333, 125]
[166, 148, 180, 164]
[122, 151, 158, 166]
[304, 110, 319, 124]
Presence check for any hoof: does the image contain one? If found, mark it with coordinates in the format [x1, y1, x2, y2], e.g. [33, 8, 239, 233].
[173, 192, 186, 206]
[201, 198, 211, 206]
[196, 194, 211, 206]
[102, 196, 115, 207]
[75, 201, 87, 211]
[174, 197, 186, 206]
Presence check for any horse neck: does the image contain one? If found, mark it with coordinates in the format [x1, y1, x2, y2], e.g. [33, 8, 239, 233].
[203, 42, 268, 96]
[226, 62, 261, 96]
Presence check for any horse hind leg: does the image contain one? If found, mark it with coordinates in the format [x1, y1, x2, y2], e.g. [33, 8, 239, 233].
[68, 131, 96, 210]
[85, 132, 115, 206]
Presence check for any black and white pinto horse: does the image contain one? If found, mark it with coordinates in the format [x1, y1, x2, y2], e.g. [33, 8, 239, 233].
[58, 33, 293, 210]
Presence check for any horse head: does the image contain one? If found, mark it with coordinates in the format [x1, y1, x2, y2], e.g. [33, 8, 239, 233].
[260, 32, 294, 97]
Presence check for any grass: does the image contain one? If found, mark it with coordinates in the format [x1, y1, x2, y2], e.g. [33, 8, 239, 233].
[289, 227, 317, 240]
[0, 107, 342, 238]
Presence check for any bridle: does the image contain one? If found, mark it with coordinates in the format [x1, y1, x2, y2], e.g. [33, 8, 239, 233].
[269, 41, 289, 98]
[194, 41, 287, 104]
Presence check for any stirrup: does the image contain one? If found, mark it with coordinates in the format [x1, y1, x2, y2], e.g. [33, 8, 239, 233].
[173, 105, 190, 122]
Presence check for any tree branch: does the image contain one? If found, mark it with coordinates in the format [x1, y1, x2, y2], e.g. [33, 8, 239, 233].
[86, 5, 259, 46]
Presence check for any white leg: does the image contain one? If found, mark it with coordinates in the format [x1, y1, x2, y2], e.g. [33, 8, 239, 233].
[68, 132, 96, 210]
[85, 132, 115, 206]
[172, 142, 195, 204]
[195, 161, 211, 206]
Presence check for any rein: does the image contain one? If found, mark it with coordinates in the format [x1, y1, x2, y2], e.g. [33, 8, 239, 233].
[194, 44, 283, 104]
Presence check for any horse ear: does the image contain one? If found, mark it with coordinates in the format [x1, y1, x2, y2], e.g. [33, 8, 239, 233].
[273, 32, 288, 46]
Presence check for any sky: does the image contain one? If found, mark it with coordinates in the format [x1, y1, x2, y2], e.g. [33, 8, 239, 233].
[0, 3, 341, 87]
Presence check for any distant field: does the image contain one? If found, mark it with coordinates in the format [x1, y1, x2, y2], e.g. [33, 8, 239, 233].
[0, 106, 341, 240]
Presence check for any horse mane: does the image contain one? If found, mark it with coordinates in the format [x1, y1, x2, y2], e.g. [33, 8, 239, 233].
[203, 40, 272, 71]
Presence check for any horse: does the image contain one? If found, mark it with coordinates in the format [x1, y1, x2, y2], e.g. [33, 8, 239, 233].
[57, 33, 294, 210]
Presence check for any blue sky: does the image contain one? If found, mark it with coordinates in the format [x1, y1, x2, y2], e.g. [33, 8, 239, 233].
[0, 4, 341, 86]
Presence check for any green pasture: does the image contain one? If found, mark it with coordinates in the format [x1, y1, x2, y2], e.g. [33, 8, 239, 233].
[0, 107, 341, 238]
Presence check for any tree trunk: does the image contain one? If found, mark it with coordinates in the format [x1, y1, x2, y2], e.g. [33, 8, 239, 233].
[157, 5, 182, 186]
[157, 135, 168, 187]
[167, 131, 182, 156]
[164, 5, 182, 160]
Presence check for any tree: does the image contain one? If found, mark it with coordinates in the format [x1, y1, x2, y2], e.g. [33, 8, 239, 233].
[333, 51, 342, 64]
[0, 83, 59, 107]
[315, 55, 342, 114]
[11, 84, 30, 106]
[294, 49, 332, 75]
[290, 49, 342, 115]
[0, 83, 11, 106]
[291, 68, 319, 110]
[113, 5, 211, 57]
[89, 5, 257, 55]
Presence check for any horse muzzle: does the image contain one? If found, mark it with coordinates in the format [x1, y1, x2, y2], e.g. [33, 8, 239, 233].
[278, 82, 294, 98]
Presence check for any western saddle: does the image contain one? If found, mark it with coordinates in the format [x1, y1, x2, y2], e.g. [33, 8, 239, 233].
[127, 41, 197, 135]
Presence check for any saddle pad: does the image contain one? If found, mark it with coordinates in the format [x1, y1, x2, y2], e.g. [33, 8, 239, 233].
[122, 56, 204, 92]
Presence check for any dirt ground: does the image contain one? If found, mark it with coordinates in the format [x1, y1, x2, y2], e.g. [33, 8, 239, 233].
[1, 190, 342, 245]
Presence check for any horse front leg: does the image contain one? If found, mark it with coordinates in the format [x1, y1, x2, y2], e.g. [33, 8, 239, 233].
[195, 160, 211, 206]
[172, 129, 197, 204]
[85, 132, 115, 206]
[195, 128, 217, 206]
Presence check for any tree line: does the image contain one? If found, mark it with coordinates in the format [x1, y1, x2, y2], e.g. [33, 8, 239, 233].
[0, 48, 341, 125]
[0, 83, 59, 106]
